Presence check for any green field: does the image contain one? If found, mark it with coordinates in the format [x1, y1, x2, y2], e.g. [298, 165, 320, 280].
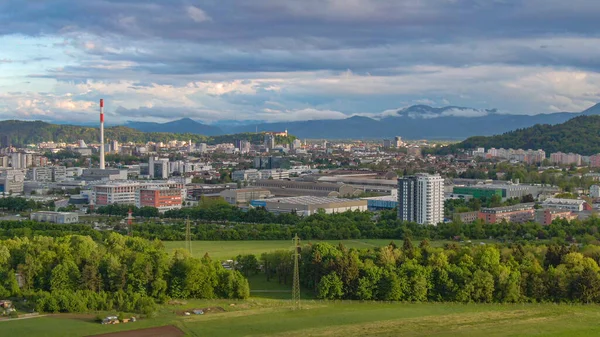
[4, 300, 600, 337]
[161, 239, 459, 260]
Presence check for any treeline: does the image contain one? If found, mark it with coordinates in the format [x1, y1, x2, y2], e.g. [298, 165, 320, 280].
[127, 210, 600, 245]
[0, 196, 55, 212]
[0, 233, 249, 314]
[257, 240, 600, 303]
[0, 221, 104, 240]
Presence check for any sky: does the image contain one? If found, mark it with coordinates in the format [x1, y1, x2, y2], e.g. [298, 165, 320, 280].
[1, 0, 600, 124]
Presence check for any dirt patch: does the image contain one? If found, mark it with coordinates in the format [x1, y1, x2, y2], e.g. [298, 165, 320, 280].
[88, 325, 184, 337]
[177, 306, 226, 316]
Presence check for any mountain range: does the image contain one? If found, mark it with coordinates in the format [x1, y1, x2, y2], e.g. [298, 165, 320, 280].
[122, 104, 600, 139]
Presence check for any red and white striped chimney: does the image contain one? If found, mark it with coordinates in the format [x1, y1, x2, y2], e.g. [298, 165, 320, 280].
[99, 99, 105, 170]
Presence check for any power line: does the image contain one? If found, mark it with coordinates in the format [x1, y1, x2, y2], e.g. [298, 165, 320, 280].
[292, 233, 301, 310]
[185, 217, 192, 255]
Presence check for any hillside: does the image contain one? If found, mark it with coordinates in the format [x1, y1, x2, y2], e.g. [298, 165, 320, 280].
[0, 120, 290, 146]
[125, 118, 223, 136]
[442, 115, 600, 156]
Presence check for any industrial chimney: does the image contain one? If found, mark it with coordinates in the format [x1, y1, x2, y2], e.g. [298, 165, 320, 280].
[99, 99, 105, 170]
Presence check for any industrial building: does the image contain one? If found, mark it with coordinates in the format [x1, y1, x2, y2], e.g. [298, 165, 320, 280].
[316, 176, 397, 195]
[362, 195, 398, 211]
[81, 168, 128, 181]
[220, 188, 271, 205]
[478, 203, 535, 224]
[452, 184, 535, 201]
[252, 179, 360, 197]
[250, 196, 367, 216]
[30, 211, 79, 224]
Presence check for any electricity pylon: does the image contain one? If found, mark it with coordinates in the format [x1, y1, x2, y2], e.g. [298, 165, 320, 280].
[292, 233, 301, 310]
[185, 217, 192, 255]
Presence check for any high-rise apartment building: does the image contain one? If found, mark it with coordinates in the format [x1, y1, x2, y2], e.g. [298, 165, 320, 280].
[398, 173, 444, 225]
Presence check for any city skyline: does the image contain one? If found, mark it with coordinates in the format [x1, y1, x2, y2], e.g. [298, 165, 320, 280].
[1, 1, 600, 124]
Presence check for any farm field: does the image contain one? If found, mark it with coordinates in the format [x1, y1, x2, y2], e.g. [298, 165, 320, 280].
[161, 239, 464, 260]
[3, 300, 600, 337]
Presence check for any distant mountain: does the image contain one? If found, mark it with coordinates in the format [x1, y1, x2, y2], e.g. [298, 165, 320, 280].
[440, 115, 600, 156]
[227, 104, 599, 139]
[126, 118, 223, 136]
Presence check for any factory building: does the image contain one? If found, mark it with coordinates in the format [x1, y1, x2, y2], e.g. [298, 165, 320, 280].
[220, 188, 271, 205]
[250, 196, 367, 216]
[30, 211, 79, 224]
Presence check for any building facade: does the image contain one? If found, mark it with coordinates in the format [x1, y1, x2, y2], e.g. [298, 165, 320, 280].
[478, 203, 535, 224]
[137, 188, 182, 212]
[398, 173, 444, 225]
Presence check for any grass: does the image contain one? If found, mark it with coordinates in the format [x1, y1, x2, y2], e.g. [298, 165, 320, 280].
[161, 239, 460, 260]
[4, 301, 600, 337]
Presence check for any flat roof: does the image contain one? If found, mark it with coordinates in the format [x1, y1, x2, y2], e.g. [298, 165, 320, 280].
[256, 196, 361, 205]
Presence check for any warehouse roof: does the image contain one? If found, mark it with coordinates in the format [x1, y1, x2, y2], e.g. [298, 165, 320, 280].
[256, 196, 359, 205]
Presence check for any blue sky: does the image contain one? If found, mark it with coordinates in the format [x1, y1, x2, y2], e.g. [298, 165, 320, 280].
[1, 0, 600, 124]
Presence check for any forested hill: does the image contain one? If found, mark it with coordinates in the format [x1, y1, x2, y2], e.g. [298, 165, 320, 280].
[0, 120, 295, 146]
[439, 115, 600, 156]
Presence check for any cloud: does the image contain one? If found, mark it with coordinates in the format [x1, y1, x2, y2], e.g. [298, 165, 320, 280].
[186, 6, 211, 23]
[1, 0, 600, 123]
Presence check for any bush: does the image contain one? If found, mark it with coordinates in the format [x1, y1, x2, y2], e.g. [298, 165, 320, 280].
[8, 311, 18, 318]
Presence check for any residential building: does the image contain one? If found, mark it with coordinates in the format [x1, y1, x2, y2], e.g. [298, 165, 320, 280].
[590, 154, 600, 168]
[591, 185, 600, 198]
[398, 173, 444, 225]
[550, 152, 582, 166]
[137, 188, 182, 212]
[541, 198, 588, 212]
[535, 208, 578, 226]
[30, 211, 79, 224]
[264, 134, 275, 150]
[478, 203, 535, 224]
[394, 136, 403, 148]
[249, 196, 367, 216]
[453, 211, 479, 223]
[220, 188, 271, 205]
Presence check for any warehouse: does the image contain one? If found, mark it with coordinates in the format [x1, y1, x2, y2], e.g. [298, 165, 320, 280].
[250, 196, 367, 216]
[30, 211, 79, 224]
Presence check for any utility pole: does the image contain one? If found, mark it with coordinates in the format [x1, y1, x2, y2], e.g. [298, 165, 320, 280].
[292, 233, 301, 310]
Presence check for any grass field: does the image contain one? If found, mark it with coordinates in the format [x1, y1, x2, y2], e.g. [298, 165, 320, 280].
[4, 300, 600, 337]
[161, 239, 461, 260]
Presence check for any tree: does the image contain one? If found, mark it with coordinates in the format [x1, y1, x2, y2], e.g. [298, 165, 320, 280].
[317, 272, 344, 300]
